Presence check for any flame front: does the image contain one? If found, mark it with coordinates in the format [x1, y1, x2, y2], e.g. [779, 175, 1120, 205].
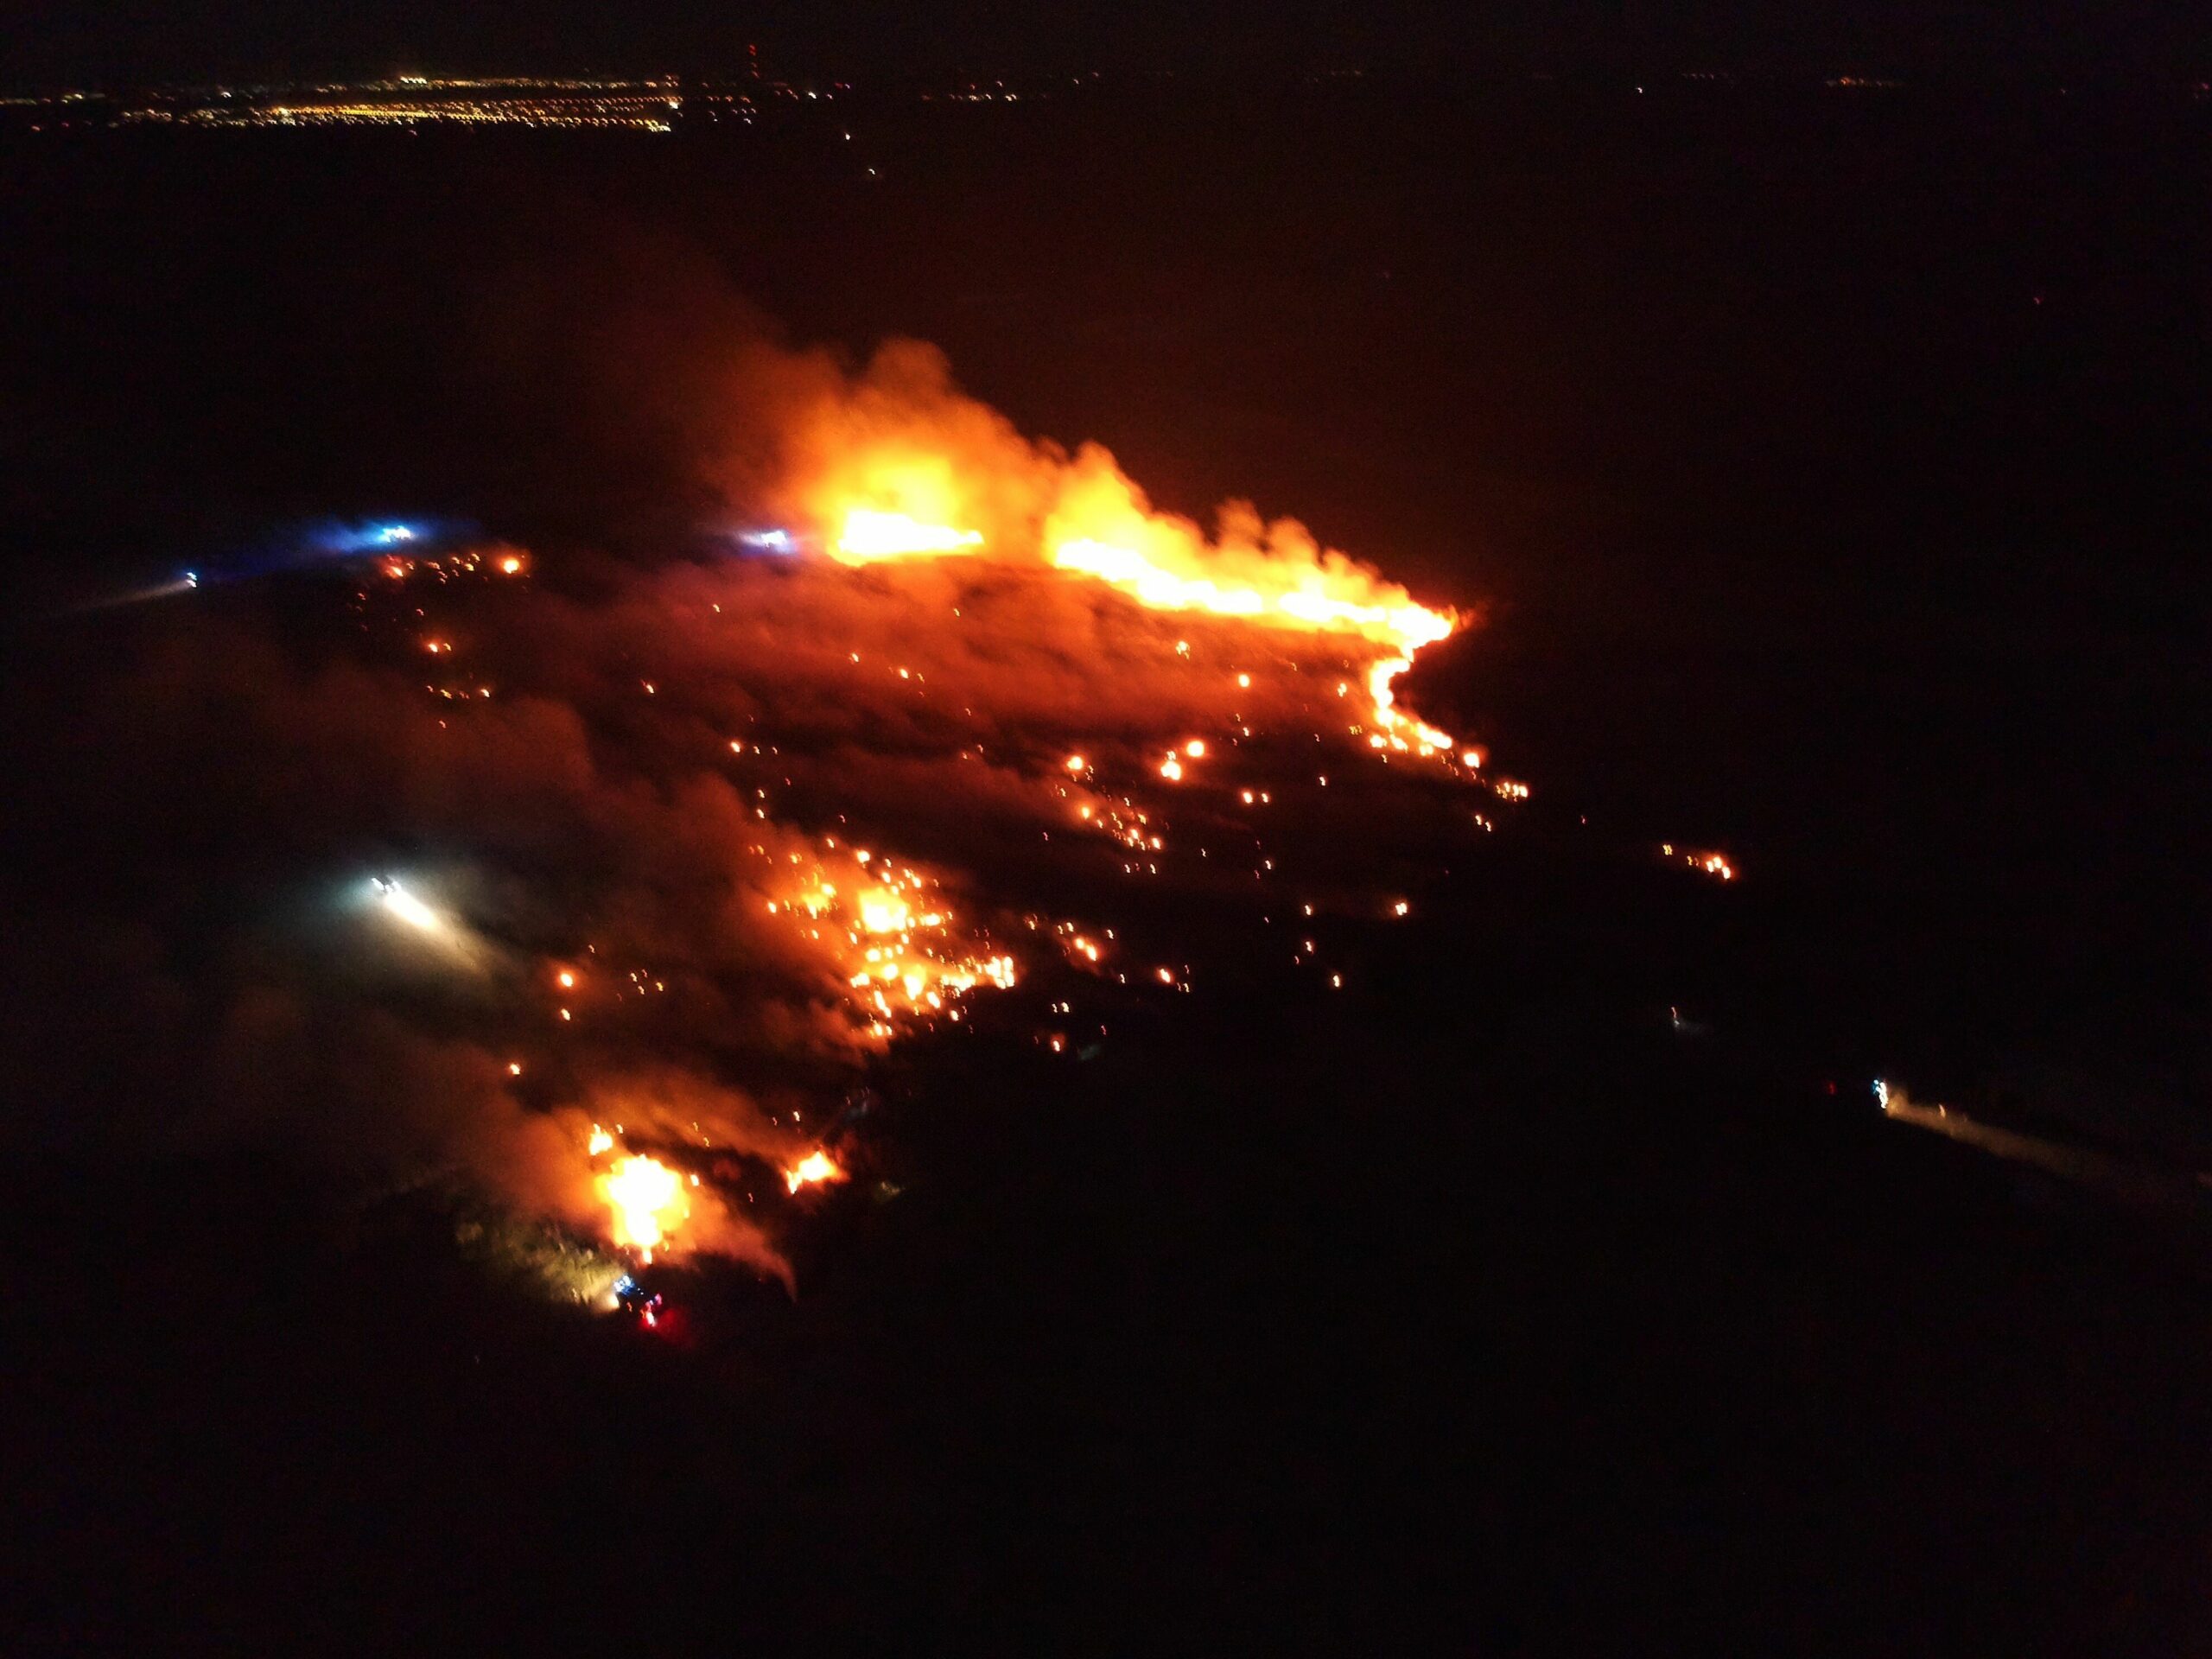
[783, 364, 1465, 756]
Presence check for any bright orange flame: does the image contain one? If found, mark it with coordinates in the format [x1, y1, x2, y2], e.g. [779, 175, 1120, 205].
[1365, 657, 1456, 758]
[785, 1150, 844, 1193]
[804, 423, 1464, 760]
[600, 1154, 687, 1251]
[1041, 457, 1455, 658]
[856, 887, 912, 935]
[833, 508, 983, 563]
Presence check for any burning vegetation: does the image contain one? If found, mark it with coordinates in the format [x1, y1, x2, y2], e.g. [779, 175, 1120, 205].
[2, 329, 1525, 1304]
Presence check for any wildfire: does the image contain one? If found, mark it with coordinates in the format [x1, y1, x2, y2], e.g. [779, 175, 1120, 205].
[785, 377, 1467, 766]
[785, 1150, 844, 1193]
[832, 507, 983, 563]
[1049, 536, 1452, 659]
[600, 1154, 688, 1254]
[1039, 454, 1454, 658]
[759, 837, 1017, 1038]
[309, 337, 1518, 1294]
[1365, 656, 1457, 758]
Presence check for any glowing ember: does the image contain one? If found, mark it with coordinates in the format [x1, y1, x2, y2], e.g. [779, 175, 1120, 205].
[761, 837, 1015, 1039]
[1662, 843, 1738, 881]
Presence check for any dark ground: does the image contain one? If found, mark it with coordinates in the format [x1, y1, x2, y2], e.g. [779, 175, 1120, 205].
[3, 78, 2209, 1650]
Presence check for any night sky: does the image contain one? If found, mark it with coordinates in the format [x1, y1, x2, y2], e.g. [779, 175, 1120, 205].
[5, 0, 2207, 87]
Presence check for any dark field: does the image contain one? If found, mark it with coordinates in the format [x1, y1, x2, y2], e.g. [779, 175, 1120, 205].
[3, 79, 2209, 1649]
